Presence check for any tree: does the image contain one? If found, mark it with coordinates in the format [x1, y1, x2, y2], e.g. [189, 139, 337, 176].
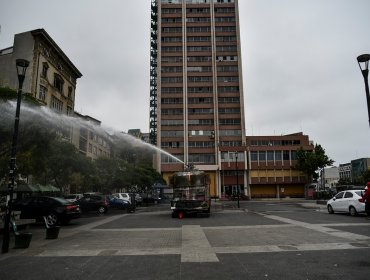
[295, 144, 334, 183]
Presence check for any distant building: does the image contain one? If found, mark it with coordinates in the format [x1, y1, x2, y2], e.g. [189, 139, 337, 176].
[72, 112, 112, 160]
[0, 29, 82, 115]
[351, 158, 370, 183]
[319, 166, 339, 190]
[339, 163, 352, 182]
[128, 129, 143, 139]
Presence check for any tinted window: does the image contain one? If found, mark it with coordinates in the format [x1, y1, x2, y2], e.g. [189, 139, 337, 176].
[344, 192, 353, 198]
[355, 191, 364, 197]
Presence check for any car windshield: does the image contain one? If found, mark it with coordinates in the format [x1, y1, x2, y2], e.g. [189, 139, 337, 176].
[64, 195, 77, 199]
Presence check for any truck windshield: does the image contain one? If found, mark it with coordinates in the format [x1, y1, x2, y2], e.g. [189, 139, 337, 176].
[173, 186, 206, 201]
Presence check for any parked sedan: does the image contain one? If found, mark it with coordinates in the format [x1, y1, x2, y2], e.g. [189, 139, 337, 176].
[13, 196, 81, 226]
[107, 195, 133, 211]
[327, 190, 365, 216]
[77, 194, 109, 214]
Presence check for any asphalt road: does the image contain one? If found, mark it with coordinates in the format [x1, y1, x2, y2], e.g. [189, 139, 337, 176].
[1, 200, 369, 280]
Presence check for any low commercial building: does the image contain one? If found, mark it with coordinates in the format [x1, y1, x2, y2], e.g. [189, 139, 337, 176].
[246, 132, 314, 199]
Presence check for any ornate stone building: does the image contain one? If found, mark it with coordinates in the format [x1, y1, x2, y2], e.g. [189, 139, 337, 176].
[0, 29, 82, 115]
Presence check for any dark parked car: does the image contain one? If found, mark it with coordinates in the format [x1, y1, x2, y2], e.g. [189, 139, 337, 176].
[77, 194, 109, 214]
[12, 196, 81, 226]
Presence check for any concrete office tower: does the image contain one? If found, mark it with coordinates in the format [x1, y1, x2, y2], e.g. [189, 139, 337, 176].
[150, 0, 246, 197]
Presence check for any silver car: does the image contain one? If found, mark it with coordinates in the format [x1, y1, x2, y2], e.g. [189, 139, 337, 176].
[327, 190, 365, 216]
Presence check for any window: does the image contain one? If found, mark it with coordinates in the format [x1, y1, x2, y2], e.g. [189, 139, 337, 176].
[283, 151, 290, 161]
[259, 151, 266, 161]
[41, 63, 49, 78]
[251, 151, 258, 161]
[188, 108, 214, 114]
[188, 97, 212, 104]
[344, 192, 353, 198]
[67, 106, 72, 116]
[188, 141, 215, 148]
[161, 87, 183, 94]
[188, 76, 212, 83]
[218, 97, 240, 103]
[188, 87, 212, 93]
[275, 151, 282, 161]
[188, 154, 215, 164]
[217, 76, 239, 83]
[335, 192, 344, 199]
[51, 96, 63, 113]
[161, 98, 183, 104]
[219, 130, 241, 136]
[219, 119, 240, 125]
[38, 85, 47, 102]
[188, 119, 214, 125]
[53, 74, 64, 92]
[161, 119, 183, 126]
[68, 86, 73, 99]
[219, 108, 240, 114]
[161, 131, 184, 137]
[267, 151, 274, 161]
[186, 17, 210, 23]
[162, 77, 183, 83]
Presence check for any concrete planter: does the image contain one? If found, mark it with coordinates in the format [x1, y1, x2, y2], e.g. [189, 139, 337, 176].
[46, 226, 60, 239]
[14, 233, 33, 249]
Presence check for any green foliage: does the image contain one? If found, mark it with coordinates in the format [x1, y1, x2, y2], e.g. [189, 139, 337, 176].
[0, 86, 43, 105]
[295, 144, 334, 183]
[0, 109, 164, 194]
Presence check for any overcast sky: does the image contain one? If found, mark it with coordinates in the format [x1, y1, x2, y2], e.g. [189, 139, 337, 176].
[1, 0, 370, 166]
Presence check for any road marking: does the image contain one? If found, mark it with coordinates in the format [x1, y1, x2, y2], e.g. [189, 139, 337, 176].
[214, 242, 370, 254]
[181, 225, 219, 263]
[258, 213, 370, 242]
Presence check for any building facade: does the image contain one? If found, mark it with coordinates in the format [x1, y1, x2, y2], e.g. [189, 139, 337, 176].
[339, 163, 352, 182]
[150, 0, 246, 198]
[0, 29, 82, 115]
[351, 158, 370, 183]
[71, 112, 112, 160]
[246, 133, 314, 198]
[0, 29, 112, 161]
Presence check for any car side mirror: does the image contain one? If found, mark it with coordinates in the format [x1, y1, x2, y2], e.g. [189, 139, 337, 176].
[333, 197, 336, 201]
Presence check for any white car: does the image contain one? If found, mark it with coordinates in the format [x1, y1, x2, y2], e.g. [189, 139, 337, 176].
[327, 190, 365, 216]
[64, 194, 83, 203]
[113, 193, 131, 203]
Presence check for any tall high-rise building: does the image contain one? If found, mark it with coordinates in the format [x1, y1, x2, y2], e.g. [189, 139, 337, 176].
[150, 0, 246, 197]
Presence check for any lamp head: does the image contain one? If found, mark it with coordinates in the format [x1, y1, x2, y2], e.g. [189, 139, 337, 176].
[15, 59, 30, 84]
[357, 54, 370, 74]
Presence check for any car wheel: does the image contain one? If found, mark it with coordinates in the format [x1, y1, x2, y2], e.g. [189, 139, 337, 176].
[349, 206, 358, 216]
[327, 205, 334, 214]
[46, 213, 59, 226]
[97, 206, 107, 214]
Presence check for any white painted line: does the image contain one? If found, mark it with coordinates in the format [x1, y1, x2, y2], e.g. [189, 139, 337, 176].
[259, 213, 370, 242]
[181, 225, 219, 263]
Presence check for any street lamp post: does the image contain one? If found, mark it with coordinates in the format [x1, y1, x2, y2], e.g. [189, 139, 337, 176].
[357, 54, 370, 127]
[235, 151, 240, 208]
[1, 59, 29, 254]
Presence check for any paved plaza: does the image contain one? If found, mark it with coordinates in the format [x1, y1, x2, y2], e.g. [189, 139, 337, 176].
[1, 202, 370, 279]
